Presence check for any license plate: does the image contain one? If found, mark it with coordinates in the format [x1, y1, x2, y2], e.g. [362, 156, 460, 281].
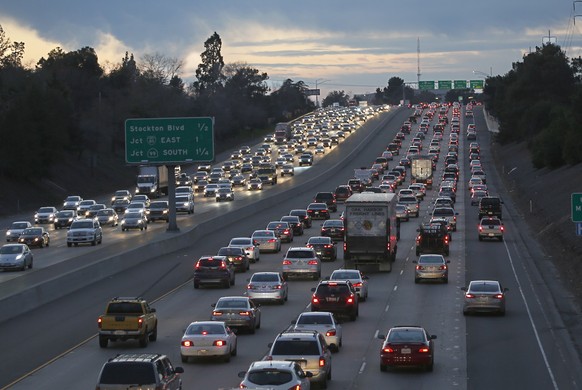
[427, 267, 437, 271]
[314, 212, 319, 215]
[401, 348, 411, 354]
[326, 297, 339, 302]
[488, 233, 495, 236]
[114, 330, 126, 335]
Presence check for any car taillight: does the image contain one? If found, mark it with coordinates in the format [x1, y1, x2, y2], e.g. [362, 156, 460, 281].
[283, 260, 292, 265]
[500, 226, 504, 232]
[306, 244, 313, 248]
[312, 295, 319, 304]
[265, 355, 273, 361]
[97, 317, 103, 328]
[274, 284, 282, 289]
[465, 293, 475, 298]
[247, 284, 255, 289]
[220, 262, 227, 269]
[439, 265, 447, 270]
[268, 239, 276, 242]
[195, 261, 201, 269]
[308, 260, 319, 265]
[213, 340, 227, 347]
[324, 244, 332, 248]
[494, 294, 504, 299]
[236, 256, 242, 261]
[382, 346, 394, 353]
[347, 294, 355, 304]
[284, 229, 290, 234]
[137, 318, 143, 328]
[478, 226, 483, 231]
[353, 282, 362, 288]
[416, 265, 424, 270]
[419, 347, 430, 353]
[253, 240, 259, 245]
[319, 357, 326, 367]
[343, 242, 347, 251]
[212, 311, 222, 316]
[181, 340, 193, 347]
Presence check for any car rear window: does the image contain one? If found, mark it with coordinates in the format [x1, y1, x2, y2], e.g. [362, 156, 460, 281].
[247, 370, 293, 386]
[186, 323, 225, 335]
[297, 315, 332, 325]
[470, 283, 500, 293]
[106, 302, 143, 314]
[99, 362, 156, 385]
[286, 250, 314, 258]
[433, 208, 454, 217]
[388, 330, 424, 343]
[218, 247, 242, 255]
[316, 284, 350, 295]
[251, 273, 279, 282]
[272, 340, 320, 355]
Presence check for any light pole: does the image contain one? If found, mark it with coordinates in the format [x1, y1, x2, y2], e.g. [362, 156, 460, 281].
[314, 79, 330, 107]
[473, 68, 492, 78]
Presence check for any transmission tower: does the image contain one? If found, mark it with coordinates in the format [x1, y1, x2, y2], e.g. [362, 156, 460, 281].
[417, 37, 421, 85]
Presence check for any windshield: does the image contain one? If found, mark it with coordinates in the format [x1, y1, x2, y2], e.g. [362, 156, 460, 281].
[72, 221, 94, 229]
[38, 207, 54, 213]
[137, 176, 155, 184]
[22, 228, 42, 235]
[0, 245, 24, 254]
[10, 222, 29, 229]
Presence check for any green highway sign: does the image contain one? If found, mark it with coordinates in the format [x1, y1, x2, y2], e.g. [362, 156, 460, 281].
[572, 193, 582, 222]
[438, 80, 452, 90]
[125, 117, 214, 164]
[470, 79, 485, 89]
[418, 81, 435, 90]
[454, 80, 467, 89]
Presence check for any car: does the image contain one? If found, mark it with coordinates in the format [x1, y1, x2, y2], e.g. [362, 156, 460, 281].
[94, 208, 119, 227]
[478, 217, 505, 241]
[179, 321, 237, 363]
[204, 183, 219, 197]
[347, 178, 365, 193]
[251, 230, 281, 253]
[193, 256, 235, 289]
[462, 280, 508, 316]
[121, 211, 148, 231]
[289, 209, 312, 228]
[145, 200, 169, 222]
[125, 201, 147, 214]
[17, 227, 50, 248]
[62, 195, 83, 211]
[175, 185, 194, 197]
[314, 192, 337, 212]
[66, 219, 103, 247]
[280, 215, 304, 236]
[408, 183, 426, 200]
[413, 254, 450, 283]
[217, 246, 250, 272]
[238, 360, 312, 390]
[34, 206, 57, 224]
[194, 179, 208, 193]
[306, 236, 337, 261]
[0, 243, 33, 271]
[175, 173, 193, 188]
[110, 190, 132, 205]
[266, 331, 332, 388]
[299, 153, 313, 166]
[231, 174, 246, 187]
[266, 221, 294, 243]
[334, 185, 353, 202]
[6, 221, 33, 242]
[76, 200, 97, 216]
[282, 247, 321, 280]
[112, 198, 131, 214]
[281, 164, 295, 177]
[175, 194, 194, 214]
[85, 203, 107, 219]
[328, 269, 369, 301]
[293, 311, 342, 352]
[320, 219, 345, 241]
[397, 195, 420, 218]
[193, 171, 208, 183]
[211, 296, 261, 333]
[246, 271, 288, 304]
[395, 204, 409, 222]
[478, 196, 503, 219]
[247, 178, 263, 191]
[95, 353, 183, 390]
[311, 280, 359, 321]
[307, 203, 330, 220]
[378, 326, 436, 371]
[432, 207, 458, 231]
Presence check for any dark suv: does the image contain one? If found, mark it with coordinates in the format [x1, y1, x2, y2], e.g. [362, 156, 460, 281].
[95, 353, 183, 390]
[416, 222, 450, 256]
[314, 192, 337, 212]
[478, 196, 503, 219]
[147, 201, 170, 222]
[334, 185, 353, 202]
[289, 209, 312, 228]
[193, 256, 235, 289]
[311, 280, 359, 321]
[347, 179, 364, 193]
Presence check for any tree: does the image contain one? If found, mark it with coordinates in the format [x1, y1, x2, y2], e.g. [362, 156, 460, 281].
[0, 24, 25, 68]
[140, 52, 183, 85]
[322, 90, 350, 107]
[192, 32, 225, 96]
[108, 52, 139, 89]
[270, 79, 315, 119]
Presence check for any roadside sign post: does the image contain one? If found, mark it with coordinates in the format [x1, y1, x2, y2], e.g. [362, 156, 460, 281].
[571, 193, 582, 222]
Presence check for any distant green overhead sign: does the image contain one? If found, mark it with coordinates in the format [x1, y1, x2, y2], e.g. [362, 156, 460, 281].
[125, 117, 214, 164]
[454, 80, 467, 89]
[418, 81, 435, 90]
[470, 79, 485, 89]
[438, 80, 452, 90]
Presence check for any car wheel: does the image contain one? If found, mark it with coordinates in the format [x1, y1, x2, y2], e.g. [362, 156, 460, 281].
[223, 352, 231, 363]
[149, 325, 157, 341]
[67, 242, 72, 247]
[443, 277, 448, 284]
[478, 236, 483, 241]
[99, 336, 108, 348]
[499, 309, 506, 316]
[194, 281, 199, 289]
[499, 236, 504, 242]
[380, 363, 387, 372]
[181, 354, 188, 363]
[426, 359, 434, 372]
[74, 243, 78, 247]
[92, 237, 97, 246]
[139, 332, 149, 348]
[140, 227, 144, 231]
[256, 317, 261, 329]
[414, 278, 420, 284]
[231, 276, 235, 286]
[249, 323, 256, 334]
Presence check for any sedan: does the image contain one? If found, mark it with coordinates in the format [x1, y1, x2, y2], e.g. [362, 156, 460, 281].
[6, 221, 32, 242]
[251, 230, 281, 253]
[53, 210, 78, 229]
[329, 269, 369, 301]
[34, 206, 57, 224]
[216, 187, 235, 202]
[266, 221, 293, 243]
[306, 236, 337, 261]
[18, 227, 50, 248]
[247, 178, 263, 191]
[211, 296, 261, 334]
[462, 280, 508, 316]
[280, 215, 304, 236]
[120, 211, 148, 231]
[180, 321, 237, 363]
[228, 237, 260, 263]
[292, 311, 342, 352]
[0, 243, 33, 271]
[94, 208, 119, 227]
[413, 254, 450, 283]
[217, 246, 250, 273]
[306, 203, 330, 220]
[246, 272, 288, 304]
[378, 326, 436, 371]
[320, 219, 345, 241]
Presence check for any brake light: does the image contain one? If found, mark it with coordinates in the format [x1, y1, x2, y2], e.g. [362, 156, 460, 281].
[439, 265, 447, 270]
[283, 260, 292, 265]
[312, 295, 319, 304]
[284, 229, 290, 234]
[418, 347, 430, 353]
[265, 355, 273, 361]
[306, 244, 313, 248]
[382, 346, 395, 353]
[352, 282, 362, 288]
[195, 261, 201, 269]
[181, 340, 193, 347]
[319, 357, 326, 367]
[236, 256, 242, 261]
[416, 265, 424, 270]
[274, 284, 282, 289]
[478, 226, 483, 231]
[326, 329, 337, 336]
[500, 226, 504, 232]
[213, 340, 227, 347]
[247, 284, 255, 289]
[494, 294, 504, 299]
[465, 293, 475, 298]
[97, 317, 103, 328]
[268, 239, 276, 243]
[212, 311, 222, 316]
[220, 262, 227, 269]
[343, 243, 347, 251]
[347, 294, 355, 304]
[308, 260, 319, 265]
[137, 318, 143, 328]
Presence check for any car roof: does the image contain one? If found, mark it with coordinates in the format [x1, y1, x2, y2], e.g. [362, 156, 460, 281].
[248, 360, 297, 370]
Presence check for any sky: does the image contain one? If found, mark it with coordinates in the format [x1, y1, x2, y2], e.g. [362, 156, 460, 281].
[0, 1, 580, 98]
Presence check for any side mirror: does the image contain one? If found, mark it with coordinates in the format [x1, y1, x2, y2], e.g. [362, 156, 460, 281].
[211, 303, 216, 308]
[304, 371, 314, 378]
[412, 260, 418, 264]
[311, 287, 316, 292]
[238, 371, 247, 379]
[268, 342, 273, 348]
[503, 288, 509, 292]
[446, 260, 451, 263]
[377, 334, 386, 339]
[363, 275, 370, 280]
[174, 367, 184, 374]
[150, 308, 156, 313]
[430, 335, 437, 340]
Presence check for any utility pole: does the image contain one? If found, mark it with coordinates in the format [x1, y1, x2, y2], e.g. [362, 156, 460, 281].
[574, 1, 582, 24]
[417, 37, 421, 85]
[542, 30, 557, 45]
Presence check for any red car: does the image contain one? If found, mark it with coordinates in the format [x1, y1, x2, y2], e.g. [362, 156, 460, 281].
[379, 326, 436, 371]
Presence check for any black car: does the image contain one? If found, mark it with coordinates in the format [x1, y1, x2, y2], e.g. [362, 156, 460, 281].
[289, 209, 312, 228]
[217, 247, 249, 272]
[193, 256, 235, 289]
[306, 203, 330, 220]
[18, 227, 50, 248]
[311, 280, 359, 321]
[112, 198, 130, 214]
[347, 179, 364, 193]
[280, 215, 304, 236]
[306, 236, 337, 261]
[314, 192, 337, 212]
[148, 201, 170, 222]
[320, 219, 345, 241]
[53, 210, 77, 229]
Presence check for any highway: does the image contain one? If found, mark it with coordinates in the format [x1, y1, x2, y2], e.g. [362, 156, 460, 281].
[1, 106, 582, 390]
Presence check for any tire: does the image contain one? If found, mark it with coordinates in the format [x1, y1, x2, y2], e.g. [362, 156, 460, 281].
[40, 241, 44, 248]
[414, 278, 420, 284]
[230, 276, 235, 286]
[149, 325, 157, 341]
[231, 343, 237, 356]
[99, 336, 108, 348]
[499, 236, 504, 242]
[67, 242, 72, 247]
[426, 360, 434, 372]
[92, 236, 97, 246]
[443, 277, 448, 284]
[223, 353, 231, 363]
[380, 363, 387, 372]
[249, 324, 256, 334]
[139, 332, 149, 348]
[225, 280, 231, 289]
[282, 273, 289, 280]
[350, 311, 357, 321]
[29, 260, 33, 269]
[194, 281, 199, 289]
[478, 236, 483, 241]
[181, 354, 188, 363]
[140, 227, 144, 231]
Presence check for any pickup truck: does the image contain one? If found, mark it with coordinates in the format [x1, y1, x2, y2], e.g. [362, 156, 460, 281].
[98, 297, 158, 348]
[478, 217, 504, 241]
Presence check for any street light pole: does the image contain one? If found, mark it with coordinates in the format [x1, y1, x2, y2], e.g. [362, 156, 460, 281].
[473, 69, 491, 78]
[314, 79, 330, 107]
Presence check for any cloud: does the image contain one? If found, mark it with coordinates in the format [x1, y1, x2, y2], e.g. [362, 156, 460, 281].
[0, 17, 61, 66]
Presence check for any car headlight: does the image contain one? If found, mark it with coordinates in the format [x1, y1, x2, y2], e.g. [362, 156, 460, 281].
[6, 231, 10, 236]
[15, 254, 23, 260]
[121, 220, 126, 225]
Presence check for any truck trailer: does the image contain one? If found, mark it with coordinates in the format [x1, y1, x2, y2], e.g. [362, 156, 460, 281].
[343, 193, 399, 272]
[410, 155, 433, 189]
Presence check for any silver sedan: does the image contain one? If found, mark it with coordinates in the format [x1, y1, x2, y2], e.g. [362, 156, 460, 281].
[251, 230, 281, 253]
[0, 243, 33, 271]
[228, 237, 260, 262]
[462, 280, 508, 316]
[180, 321, 237, 363]
[413, 254, 450, 283]
[329, 269, 369, 301]
[293, 311, 342, 352]
[246, 272, 288, 304]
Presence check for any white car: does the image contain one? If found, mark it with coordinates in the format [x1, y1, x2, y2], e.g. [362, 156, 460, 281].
[228, 237, 260, 262]
[238, 360, 312, 390]
[329, 269, 369, 301]
[180, 321, 237, 363]
[293, 311, 342, 352]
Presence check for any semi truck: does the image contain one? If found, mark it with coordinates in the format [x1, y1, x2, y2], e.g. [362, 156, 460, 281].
[343, 193, 399, 272]
[410, 155, 433, 189]
[274, 122, 292, 144]
[136, 165, 169, 198]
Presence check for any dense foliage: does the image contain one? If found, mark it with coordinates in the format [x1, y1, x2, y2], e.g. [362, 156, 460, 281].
[0, 27, 315, 180]
[483, 43, 582, 168]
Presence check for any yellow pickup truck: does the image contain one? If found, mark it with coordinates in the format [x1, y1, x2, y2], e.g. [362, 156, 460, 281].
[97, 297, 158, 348]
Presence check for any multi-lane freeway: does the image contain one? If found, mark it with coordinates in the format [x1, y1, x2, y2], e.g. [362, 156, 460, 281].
[1, 105, 581, 390]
